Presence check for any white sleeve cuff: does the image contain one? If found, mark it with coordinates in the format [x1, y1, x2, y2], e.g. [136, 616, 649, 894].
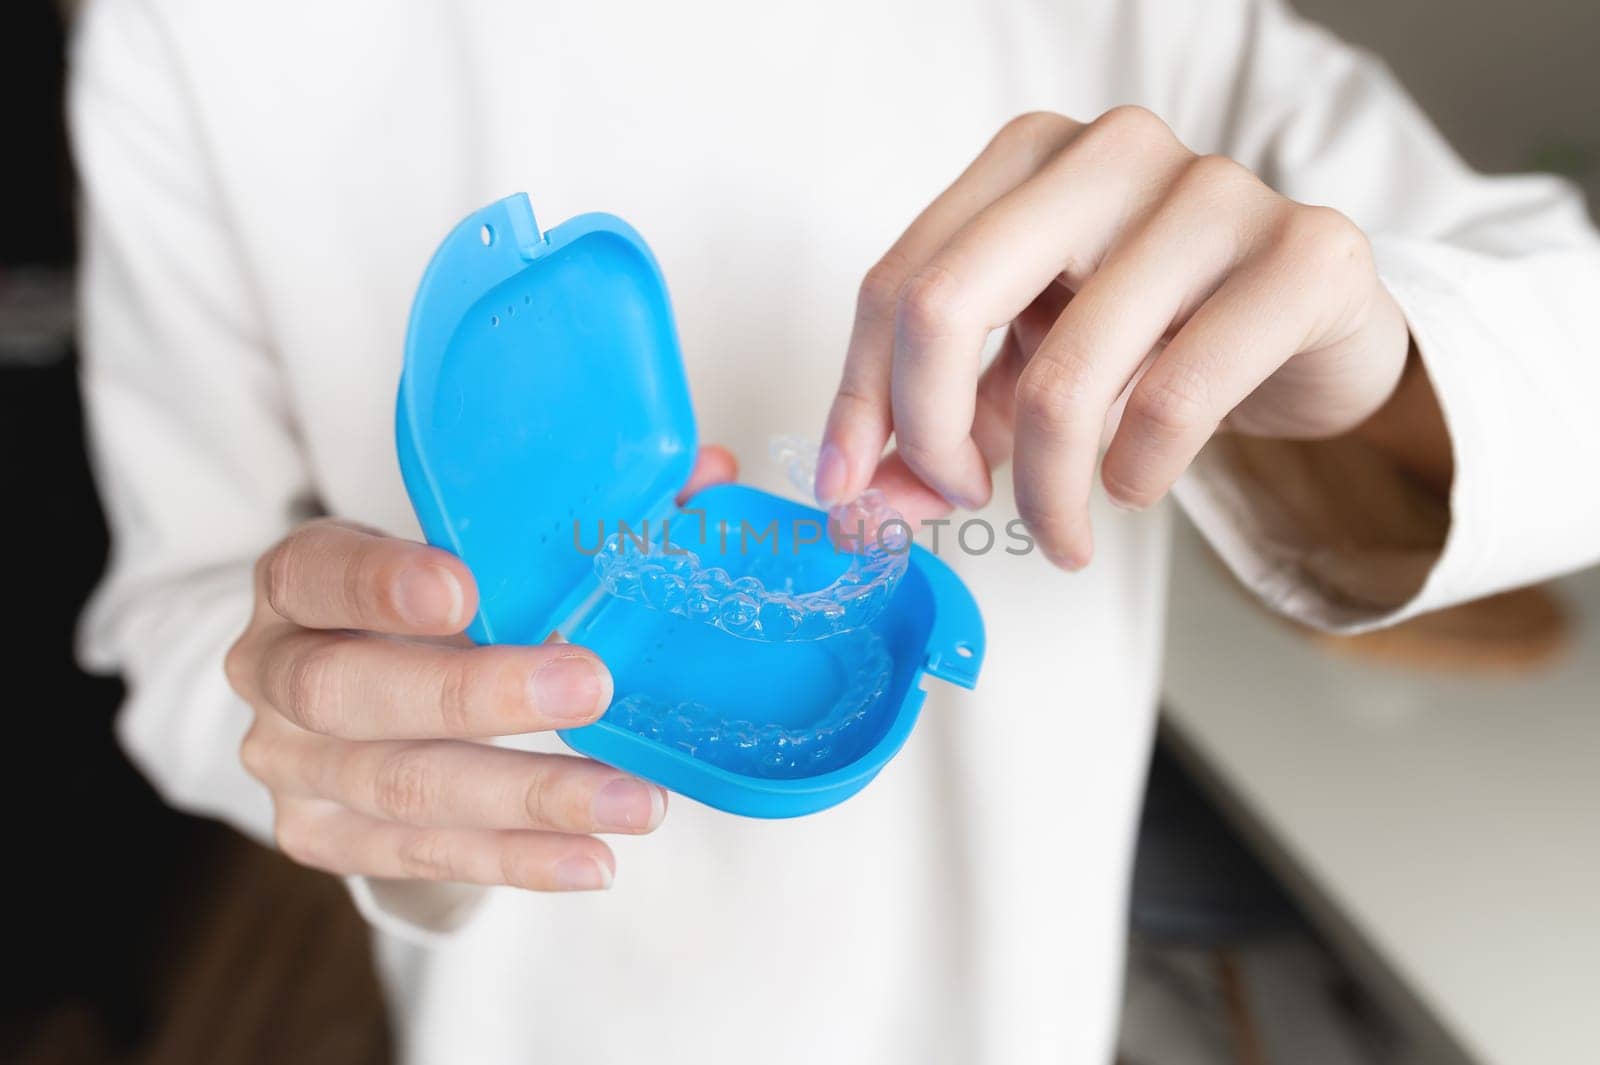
[1175, 234, 1600, 634]
[346, 876, 490, 946]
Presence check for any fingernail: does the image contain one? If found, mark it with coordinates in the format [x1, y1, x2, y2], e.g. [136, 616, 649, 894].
[395, 566, 464, 627]
[532, 655, 612, 723]
[552, 855, 613, 891]
[949, 480, 991, 511]
[591, 778, 666, 831]
[1045, 544, 1089, 571]
[1105, 494, 1143, 513]
[814, 442, 848, 505]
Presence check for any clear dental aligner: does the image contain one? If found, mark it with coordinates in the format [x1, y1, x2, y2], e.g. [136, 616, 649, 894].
[590, 437, 909, 642]
[603, 629, 893, 778]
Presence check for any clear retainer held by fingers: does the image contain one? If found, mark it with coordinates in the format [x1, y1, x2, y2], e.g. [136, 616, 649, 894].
[396, 193, 984, 818]
[592, 436, 909, 641]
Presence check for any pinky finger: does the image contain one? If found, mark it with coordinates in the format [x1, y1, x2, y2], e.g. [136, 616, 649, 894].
[274, 798, 616, 892]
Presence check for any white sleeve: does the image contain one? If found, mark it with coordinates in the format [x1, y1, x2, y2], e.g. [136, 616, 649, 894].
[1166, 0, 1600, 631]
[70, 0, 483, 938]
[70, 0, 298, 841]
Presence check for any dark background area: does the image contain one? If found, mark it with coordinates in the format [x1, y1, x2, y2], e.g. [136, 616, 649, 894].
[2, 0, 213, 1051]
[0, 4, 386, 1062]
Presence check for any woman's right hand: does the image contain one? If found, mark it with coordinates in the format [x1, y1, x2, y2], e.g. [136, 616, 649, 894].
[225, 518, 660, 891]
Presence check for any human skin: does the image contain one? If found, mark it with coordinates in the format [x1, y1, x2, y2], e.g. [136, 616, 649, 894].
[227, 446, 738, 891]
[816, 108, 1453, 564]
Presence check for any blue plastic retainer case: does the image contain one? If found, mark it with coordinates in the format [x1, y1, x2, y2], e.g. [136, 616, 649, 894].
[396, 193, 985, 818]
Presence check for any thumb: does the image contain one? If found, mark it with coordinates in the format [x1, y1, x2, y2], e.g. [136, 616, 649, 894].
[677, 444, 740, 504]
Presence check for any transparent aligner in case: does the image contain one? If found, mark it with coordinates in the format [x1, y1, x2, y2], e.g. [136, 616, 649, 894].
[603, 628, 892, 778]
[591, 436, 909, 642]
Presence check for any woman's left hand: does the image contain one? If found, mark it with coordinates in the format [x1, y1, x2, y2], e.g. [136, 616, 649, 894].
[817, 108, 1413, 568]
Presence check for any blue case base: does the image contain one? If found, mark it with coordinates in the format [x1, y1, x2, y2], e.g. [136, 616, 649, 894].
[558, 484, 981, 818]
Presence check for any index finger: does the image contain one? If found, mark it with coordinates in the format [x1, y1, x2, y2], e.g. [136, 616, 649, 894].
[817, 112, 1081, 506]
[260, 520, 477, 636]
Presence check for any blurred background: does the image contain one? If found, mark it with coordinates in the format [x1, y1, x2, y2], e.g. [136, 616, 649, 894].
[1, 1, 1594, 1063]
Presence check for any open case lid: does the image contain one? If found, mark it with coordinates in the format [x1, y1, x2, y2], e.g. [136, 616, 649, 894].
[397, 194, 697, 645]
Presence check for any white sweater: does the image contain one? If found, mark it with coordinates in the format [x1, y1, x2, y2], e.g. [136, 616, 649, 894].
[68, 1, 1600, 1062]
